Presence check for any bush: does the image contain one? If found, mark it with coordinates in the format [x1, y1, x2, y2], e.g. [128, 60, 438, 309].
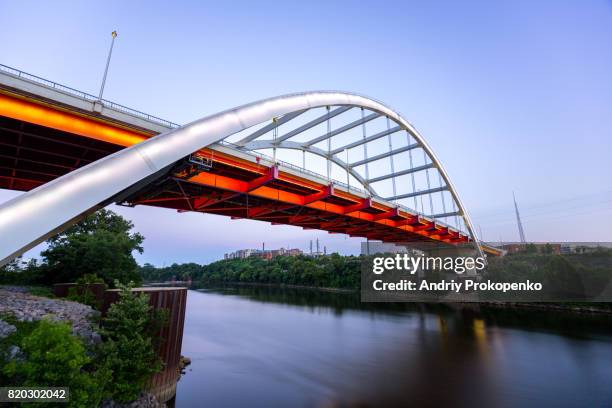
[97, 281, 165, 402]
[1, 281, 167, 405]
[0, 257, 44, 285]
[67, 273, 107, 310]
[2, 319, 108, 407]
[26, 286, 54, 298]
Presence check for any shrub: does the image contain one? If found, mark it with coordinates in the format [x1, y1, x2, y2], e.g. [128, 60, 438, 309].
[2, 319, 107, 407]
[97, 281, 165, 402]
[67, 273, 107, 309]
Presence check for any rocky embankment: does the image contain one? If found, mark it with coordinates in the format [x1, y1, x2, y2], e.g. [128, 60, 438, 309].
[0, 286, 100, 343]
[0, 286, 166, 408]
[100, 392, 165, 408]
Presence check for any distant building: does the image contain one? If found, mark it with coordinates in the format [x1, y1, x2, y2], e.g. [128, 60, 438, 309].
[560, 244, 602, 255]
[224, 247, 303, 260]
[499, 243, 560, 255]
[497, 242, 608, 255]
[224, 248, 260, 259]
[498, 243, 524, 255]
[360, 242, 420, 256]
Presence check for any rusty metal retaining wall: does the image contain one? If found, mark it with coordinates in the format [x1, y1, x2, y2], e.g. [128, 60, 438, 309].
[53, 282, 107, 300]
[104, 287, 188, 403]
[54, 284, 188, 403]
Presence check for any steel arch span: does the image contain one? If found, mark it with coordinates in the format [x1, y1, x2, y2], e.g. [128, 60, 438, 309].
[0, 91, 483, 266]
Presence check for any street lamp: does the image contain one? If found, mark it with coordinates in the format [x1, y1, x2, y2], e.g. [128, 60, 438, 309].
[98, 31, 118, 101]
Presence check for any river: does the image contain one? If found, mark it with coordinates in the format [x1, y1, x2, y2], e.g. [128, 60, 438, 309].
[173, 286, 612, 407]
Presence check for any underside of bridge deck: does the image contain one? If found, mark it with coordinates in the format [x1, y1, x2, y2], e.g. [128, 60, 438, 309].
[118, 149, 469, 247]
[0, 114, 123, 191]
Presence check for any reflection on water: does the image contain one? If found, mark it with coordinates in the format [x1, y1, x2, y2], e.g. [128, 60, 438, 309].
[174, 285, 612, 408]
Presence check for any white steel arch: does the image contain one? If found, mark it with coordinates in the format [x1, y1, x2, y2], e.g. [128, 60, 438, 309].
[0, 91, 483, 266]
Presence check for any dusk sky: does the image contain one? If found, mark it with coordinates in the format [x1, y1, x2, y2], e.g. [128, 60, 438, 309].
[1, 1, 611, 265]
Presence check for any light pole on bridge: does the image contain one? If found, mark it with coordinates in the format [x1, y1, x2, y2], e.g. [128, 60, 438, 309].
[98, 30, 118, 101]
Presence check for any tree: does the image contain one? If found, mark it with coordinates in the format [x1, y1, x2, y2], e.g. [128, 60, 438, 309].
[97, 281, 164, 403]
[0, 257, 43, 285]
[67, 273, 108, 310]
[542, 256, 585, 299]
[41, 209, 144, 286]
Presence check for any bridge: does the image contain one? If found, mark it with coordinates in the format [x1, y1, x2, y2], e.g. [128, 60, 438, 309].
[0, 64, 502, 266]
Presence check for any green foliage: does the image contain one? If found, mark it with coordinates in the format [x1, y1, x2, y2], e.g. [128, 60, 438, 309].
[485, 251, 612, 301]
[140, 254, 362, 289]
[26, 285, 54, 298]
[1, 210, 145, 288]
[41, 209, 144, 287]
[541, 256, 585, 299]
[204, 253, 361, 289]
[67, 273, 107, 309]
[76, 273, 106, 285]
[139, 250, 612, 297]
[1, 281, 167, 405]
[139, 262, 202, 282]
[97, 281, 163, 403]
[2, 319, 107, 407]
[0, 313, 39, 376]
[0, 257, 44, 285]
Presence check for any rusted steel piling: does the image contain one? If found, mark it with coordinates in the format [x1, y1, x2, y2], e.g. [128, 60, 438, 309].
[104, 287, 188, 403]
[53, 284, 188, 403]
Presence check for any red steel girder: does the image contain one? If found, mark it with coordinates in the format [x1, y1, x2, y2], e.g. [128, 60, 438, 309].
[192, 165, 278, 209]
[372, 207, 400, 221]
[247, 165, 278, 190]
[288, 214, 316, 224]
[396, 215, 421, 225]
[193, 191, 238, 209]
[303, 184, 334, 205]
[247, 203, 294, 218]
[343, 198, 372, 214]
[320, 218, 353, 230]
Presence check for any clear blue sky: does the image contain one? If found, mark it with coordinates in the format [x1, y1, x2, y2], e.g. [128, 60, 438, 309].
[1, 1, 611, 265]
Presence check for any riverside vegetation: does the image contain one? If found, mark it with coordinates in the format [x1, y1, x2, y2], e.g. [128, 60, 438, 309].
[139, 253, 362, 289]
[0, 210, 166, 407]
[0, 282, 166, 407]
[138, 247, 611, 306]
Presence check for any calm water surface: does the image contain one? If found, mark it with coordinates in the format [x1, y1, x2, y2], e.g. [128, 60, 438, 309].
[173, 287, 612, 407]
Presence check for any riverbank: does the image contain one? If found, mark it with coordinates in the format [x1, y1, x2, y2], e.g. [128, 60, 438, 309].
[481, 301, 612, 315]
[0, 286, 99, 342]
[0, 286, 168, 408]
[195, 281, 356, 294]
[190, 281, 612, 315]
